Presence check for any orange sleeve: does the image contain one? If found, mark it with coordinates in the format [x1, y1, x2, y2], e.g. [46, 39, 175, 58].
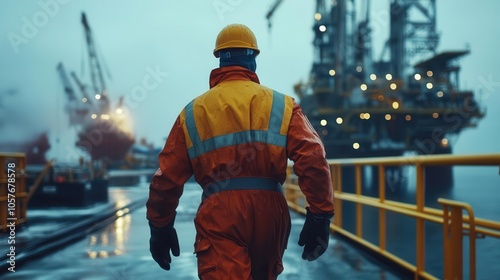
[146, 116, 194, 227]
[286, 102, 334, 215]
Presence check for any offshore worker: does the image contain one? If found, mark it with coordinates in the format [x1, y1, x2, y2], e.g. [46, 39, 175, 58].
[147, 23, 335, 279]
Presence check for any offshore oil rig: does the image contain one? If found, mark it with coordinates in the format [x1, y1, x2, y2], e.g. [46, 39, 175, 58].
[267, 0, 484, 162]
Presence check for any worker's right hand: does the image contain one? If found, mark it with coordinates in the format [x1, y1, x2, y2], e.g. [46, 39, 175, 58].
[298, 207, 333, 261]
[149, 214, 180, 270]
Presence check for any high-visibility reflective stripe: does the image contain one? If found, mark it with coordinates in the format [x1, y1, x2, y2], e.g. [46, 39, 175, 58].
[187, 130, 286, 159]
[185, 91, 287, 159]
[185, 100, 201, 154]
[269, 91, 285, 134]
[202, 177, 282, 201]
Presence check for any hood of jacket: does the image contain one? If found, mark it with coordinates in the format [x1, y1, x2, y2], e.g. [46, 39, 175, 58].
[209, 66, 260, 89]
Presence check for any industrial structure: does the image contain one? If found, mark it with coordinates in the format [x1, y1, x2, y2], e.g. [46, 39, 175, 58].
[267, 0, 484, 160]
[57, 12, 135, 163]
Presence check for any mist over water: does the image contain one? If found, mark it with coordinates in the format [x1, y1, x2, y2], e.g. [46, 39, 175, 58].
[0, 90, 48, 143]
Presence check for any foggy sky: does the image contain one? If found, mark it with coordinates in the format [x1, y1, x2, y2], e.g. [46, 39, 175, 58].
[1, 0, 499, 163]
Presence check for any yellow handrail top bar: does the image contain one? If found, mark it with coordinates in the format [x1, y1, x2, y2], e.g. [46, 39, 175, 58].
[0, 152, 26, 157]
[326, 153, 500, 166]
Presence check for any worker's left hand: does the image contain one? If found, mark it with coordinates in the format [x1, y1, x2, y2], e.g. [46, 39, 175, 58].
[149, 215, 180, 270]
[298, 207, 333, 261]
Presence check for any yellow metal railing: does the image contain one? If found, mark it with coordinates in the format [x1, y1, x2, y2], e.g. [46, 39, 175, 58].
[0, 153, 28, 231]
[284, 153, 500, 280]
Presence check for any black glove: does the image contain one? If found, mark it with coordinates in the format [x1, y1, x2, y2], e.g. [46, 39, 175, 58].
[149, 213, 180, 270]
[298, 207, 333, 261]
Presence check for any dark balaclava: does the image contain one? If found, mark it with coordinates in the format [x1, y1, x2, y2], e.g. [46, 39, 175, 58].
[218, 48, 257, 72]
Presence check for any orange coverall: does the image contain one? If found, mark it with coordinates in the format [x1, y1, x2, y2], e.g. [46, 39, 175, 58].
[147, 66, 334, 279]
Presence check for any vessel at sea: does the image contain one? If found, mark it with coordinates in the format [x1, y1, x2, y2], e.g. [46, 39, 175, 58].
[57, 12, 135, 164]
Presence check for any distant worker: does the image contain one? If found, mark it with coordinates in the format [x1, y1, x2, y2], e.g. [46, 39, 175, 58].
[147, 23, 334, 279]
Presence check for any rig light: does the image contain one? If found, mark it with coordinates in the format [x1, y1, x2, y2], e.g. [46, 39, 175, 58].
[360, 113, 370, 120]
[392, 101, 400, 109]
[441, 138, 449, 147]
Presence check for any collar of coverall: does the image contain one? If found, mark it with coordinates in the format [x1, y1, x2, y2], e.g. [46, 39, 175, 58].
[209, 65, 260, 89]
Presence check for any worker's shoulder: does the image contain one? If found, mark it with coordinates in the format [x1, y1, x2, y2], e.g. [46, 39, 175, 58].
[250, 84, 297, 105]
[257, 84, 296, 100]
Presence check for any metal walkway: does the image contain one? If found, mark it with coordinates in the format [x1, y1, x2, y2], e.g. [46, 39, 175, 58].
[0, 182, 401, 280]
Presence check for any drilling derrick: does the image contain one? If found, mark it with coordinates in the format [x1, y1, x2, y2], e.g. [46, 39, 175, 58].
[386, 0, 439, 80]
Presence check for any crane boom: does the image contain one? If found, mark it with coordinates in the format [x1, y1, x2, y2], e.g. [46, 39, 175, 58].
[81, 12, 108, 111]
[266, 0, 284, 28]
[70, 71, 93, 105]
[56, 62, 77, 102]
[56, 62, 90, 126]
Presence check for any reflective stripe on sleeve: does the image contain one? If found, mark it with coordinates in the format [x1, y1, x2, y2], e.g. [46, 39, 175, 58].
[185, 100, 201, 152]
[269, 91, 285, 134]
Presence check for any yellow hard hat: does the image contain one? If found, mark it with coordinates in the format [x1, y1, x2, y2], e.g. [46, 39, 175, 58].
[213, 24, 260, 58]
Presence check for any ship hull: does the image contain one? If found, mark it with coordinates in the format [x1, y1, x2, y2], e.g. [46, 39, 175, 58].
[75, 120, 134, 161]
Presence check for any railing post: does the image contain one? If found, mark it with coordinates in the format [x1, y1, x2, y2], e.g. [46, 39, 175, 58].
[0, 156, 6, 231]
[285, 166, 296, 207]
[333, 164, 342, 228]
[355, 165, 362, 238]
[0, 153, 28, 231]
[442, 205, 463, 280]
[415, 164, 425, 278]
[285, 166, 291, 202]
[439, 198, 476, 280]
[378, 164, 386, 250]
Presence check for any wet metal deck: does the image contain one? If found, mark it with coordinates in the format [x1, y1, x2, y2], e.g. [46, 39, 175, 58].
[1, 182, 401, 279]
